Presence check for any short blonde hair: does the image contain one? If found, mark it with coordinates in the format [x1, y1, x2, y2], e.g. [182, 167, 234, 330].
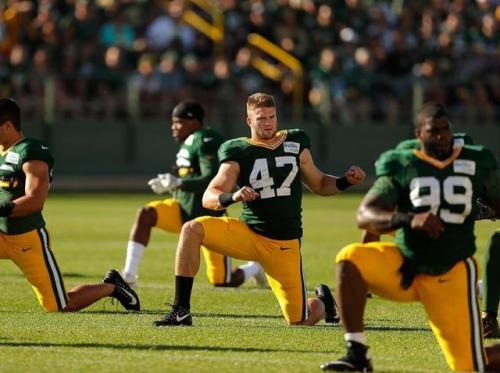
[247, 93, 275, 113]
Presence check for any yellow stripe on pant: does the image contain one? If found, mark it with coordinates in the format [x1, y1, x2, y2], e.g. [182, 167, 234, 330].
[148, 198, 232, 285]
[0, 227, 68, 312]
[336, 242, 487, 371]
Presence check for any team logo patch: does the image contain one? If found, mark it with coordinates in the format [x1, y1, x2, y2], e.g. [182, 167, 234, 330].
[453, 159, 476, 175]
[0, 164, 14, 171]
[5, 152, 19, 165]
[283, 141, 300, 154]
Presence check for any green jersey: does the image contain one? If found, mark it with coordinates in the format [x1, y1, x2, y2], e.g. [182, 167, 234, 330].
[396, 133, 474, 150]
[0, 138, 53, 234]
[175, 128, 225, 222]
[218, 129, 310, 240]
[371, 145, 499, 275]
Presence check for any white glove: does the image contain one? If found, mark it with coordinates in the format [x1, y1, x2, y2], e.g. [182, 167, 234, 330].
[147, 173, 182, 194]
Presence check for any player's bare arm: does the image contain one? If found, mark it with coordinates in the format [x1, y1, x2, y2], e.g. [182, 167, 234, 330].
[9, 160, 49, 217]
[299, 148, 365, 195]
[203, 161, 259, 210]
[358, 191, 445, 239]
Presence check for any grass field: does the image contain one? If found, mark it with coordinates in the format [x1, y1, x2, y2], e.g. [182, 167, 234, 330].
[0, 193, 497, 372]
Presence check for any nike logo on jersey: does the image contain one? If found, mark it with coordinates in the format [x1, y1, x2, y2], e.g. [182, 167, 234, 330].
[279, 247, 292, 251]
[122, 288, 138, 305]
[176, 313, 191, 322]
[41, 145, 49, 150]
[438, 278, 450, 283]
[21, 247, 32, 252]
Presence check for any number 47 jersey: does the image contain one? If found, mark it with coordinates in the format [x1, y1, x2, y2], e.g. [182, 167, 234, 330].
[218, 129, 310, 240]
[375, 144, 499, 275]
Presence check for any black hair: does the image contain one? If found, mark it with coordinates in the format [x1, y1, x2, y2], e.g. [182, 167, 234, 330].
[414, 102, 448, 129]
[0, 98, 21, 131]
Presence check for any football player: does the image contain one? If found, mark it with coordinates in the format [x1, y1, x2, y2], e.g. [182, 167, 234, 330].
[154, 92, 365, 327]
[363, 133, 500, 340]
[322, 102, 500, 371]
[0, 98, 139, 312]
[121, 101, 266, 289]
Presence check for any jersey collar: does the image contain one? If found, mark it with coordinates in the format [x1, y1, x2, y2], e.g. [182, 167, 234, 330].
[0, 137, 25, 156]
[243, 130, 287, 150]
[413, 146, 462, 169]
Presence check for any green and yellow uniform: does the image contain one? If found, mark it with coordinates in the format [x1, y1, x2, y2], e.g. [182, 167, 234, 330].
[147, 128, 232, 285]
[0, 138, 68, 311]
[195, 129, 311, 323]
[337, 144, 500, 371]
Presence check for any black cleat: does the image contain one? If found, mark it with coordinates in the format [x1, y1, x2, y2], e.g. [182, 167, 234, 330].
[483, 315, 500, 339]
[321, 340, 373, 372]
[103, 269, 140, 311]
[316, 284, 340, 323]
[153, 305, 192, 327]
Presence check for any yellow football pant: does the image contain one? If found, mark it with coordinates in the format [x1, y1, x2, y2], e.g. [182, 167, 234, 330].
[147, 198, 232, 285]
[0, 227, 68, 312]
[195, 216, 307, 323]
[337, 242, 487, 372]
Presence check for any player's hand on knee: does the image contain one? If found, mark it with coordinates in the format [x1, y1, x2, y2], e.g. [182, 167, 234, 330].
[345, 166, 366, 185]
[233, 186, 259, 202]
[148, 173, 181, 194]
[411, 212, 444, 239]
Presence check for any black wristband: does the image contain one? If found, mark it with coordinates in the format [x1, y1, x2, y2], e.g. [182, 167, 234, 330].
[390, 212, 415, 229]
[336, 176, 353, 191]
[218, 193, 236, 207]
[0, 201, 14, 217]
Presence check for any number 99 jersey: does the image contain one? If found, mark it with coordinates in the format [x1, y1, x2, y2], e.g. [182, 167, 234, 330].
[373, 145, 499, 275]
[218, 129, 310, 240]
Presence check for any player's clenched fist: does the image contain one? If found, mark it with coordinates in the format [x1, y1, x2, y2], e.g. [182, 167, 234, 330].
[345, 165, 366, 185]
[233, 186, 260, 202]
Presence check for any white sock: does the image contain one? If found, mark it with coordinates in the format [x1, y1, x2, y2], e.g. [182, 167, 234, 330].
[344, 332, 366, 345]
[239, 261, 261, 281]
[123, 241, 146, 277]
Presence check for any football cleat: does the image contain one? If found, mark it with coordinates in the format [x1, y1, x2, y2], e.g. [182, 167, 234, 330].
[103, 269, 140, 311]
[315, 284, 340, 323]
[483, 315, 500, 339]
[321, 340, 373, 372]
[153, 305, 192, 327]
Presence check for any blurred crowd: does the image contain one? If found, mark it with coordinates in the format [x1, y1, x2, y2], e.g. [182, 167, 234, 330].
[0, 0, 498, 125]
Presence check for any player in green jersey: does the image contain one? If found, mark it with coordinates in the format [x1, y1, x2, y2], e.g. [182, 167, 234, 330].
[0, 98, 140, 312]
[121, 101, 265, 289]
[322, 103, 500, 372]
[363, 133, 500, 340]
[153, 92, 366, 327]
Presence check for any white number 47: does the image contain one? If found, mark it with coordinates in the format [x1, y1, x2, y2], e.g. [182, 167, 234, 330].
[249, 156, 298, 199]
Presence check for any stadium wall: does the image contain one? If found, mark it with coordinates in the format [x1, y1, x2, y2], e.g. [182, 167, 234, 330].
[23, 120, 499, 192]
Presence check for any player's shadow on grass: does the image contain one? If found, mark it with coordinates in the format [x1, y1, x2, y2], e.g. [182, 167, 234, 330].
[365, 325, 430, 332]
[62, 272, 94, 279]
[0, 341, 329, 354]
[79, 310, 283, 319]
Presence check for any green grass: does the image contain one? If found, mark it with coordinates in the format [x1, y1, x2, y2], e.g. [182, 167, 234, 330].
[0, 193, 497, 372]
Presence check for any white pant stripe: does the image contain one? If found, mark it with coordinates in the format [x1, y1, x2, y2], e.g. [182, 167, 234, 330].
[224, 256, 232, 284]
[466, 257, 485, 372]
[40, 228, 67, 310]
